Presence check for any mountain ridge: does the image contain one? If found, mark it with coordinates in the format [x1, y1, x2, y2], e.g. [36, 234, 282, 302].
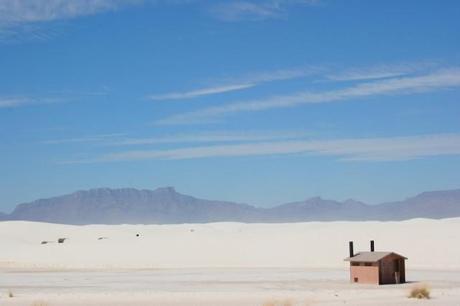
[2, 187, 460, 224]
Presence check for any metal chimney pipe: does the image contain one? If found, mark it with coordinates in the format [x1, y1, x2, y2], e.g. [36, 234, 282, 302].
[370, 240, 375, 252]
[349, 241, 354, 257]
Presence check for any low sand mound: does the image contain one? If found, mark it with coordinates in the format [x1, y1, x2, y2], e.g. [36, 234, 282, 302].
[1, 218, 459, 270]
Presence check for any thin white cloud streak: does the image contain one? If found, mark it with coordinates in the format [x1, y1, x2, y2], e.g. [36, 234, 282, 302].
[327, 70, 408, 82]
[43, 130, 311, 146]
[43, 133, 126, 145]
[0, 0, 136, 25]
[211, 2, 280, 21]
[0, 97, 31, 108]
[0, 23, 63, 43]
[148, 83, 255, 101]
[325, 62, 439, 82]
[63, 133, 460, 163]
[157, 68, 460, 125]
[148, 62, 435, 102]
[0, 96, 64, 108]
[0, 91, 108, 109]
[148, 66, 322, 101]
[221, 66, 325, 85]
[0, 0, 142, 42]
[104, 130, 312, 146]
[210, 0, 319, 21]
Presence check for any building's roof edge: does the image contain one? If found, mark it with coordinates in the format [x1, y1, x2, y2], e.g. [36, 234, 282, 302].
[344, 251, 408, 262]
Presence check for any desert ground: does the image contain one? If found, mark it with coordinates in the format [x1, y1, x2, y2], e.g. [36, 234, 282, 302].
[1, 219, 460, 305]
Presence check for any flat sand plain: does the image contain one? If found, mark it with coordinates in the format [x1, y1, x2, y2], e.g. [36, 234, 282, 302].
[1, 219, 459, 305]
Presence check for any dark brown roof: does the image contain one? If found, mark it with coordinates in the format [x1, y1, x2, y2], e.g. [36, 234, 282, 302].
[344, 252, 407, 262]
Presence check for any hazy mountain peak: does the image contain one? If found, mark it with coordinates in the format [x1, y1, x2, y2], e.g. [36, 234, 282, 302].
[304, 196, 323, 202]
[412, 189, 460, 200]
[343, 199, 366, 206]
[75, 187, 112, 195]
[154, 186, 177, 194]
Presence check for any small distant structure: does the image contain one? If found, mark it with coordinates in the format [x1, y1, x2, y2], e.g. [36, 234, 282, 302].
[57, 238, 67, 244]
[344, 240, 407, 285]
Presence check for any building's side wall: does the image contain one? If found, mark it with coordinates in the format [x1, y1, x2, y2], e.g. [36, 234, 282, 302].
[350, 265, 379, 284]
[379, 255, 406, 284]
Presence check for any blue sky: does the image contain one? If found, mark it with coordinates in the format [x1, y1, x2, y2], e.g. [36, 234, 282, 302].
[1, 0, 460, 211]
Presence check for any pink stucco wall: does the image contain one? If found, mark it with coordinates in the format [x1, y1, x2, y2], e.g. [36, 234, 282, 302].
[350, 265, 379, 284]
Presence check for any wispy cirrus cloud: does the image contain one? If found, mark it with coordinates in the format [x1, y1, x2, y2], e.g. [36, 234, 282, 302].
[0, 0, 142, 42]
[0, 0, 136, 25]
[156, 68, 460, 125]
[42, 130, 311, 146]
[0, 96, 32, 108]
[147, 62, 435, 102]
[210, 0, 319, 21]
[62, 133, 460, 163]
[326, 69, 408, 82]
[147, 66, 322, 101]
[148, 83, 256, 101]
[103, 130, 312, 146]
[0, 22, 64, 43]
[0, 0, 319, 42]
[0, 95, 64, 108]
[325, 62, 439, 82]
[0, 90, 108, 109]
[221, 65, 325, 85]
[43, 133, 126, 145]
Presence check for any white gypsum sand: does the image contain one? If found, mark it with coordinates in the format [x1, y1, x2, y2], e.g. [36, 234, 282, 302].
[0, 218, 459, 305]
[1, 218, 459, 270]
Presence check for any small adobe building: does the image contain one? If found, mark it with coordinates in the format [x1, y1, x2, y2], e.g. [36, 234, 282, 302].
[344, 240, 407, 285]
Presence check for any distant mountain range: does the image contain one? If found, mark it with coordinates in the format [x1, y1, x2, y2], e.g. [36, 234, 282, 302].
[1, 187, 460, 224]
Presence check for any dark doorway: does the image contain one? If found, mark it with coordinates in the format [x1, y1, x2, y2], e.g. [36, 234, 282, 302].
[394, 259, 400, 272]
[394, 259, 401, 284]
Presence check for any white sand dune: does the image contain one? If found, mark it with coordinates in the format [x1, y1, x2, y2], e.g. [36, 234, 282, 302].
[1, 219, 460, 305]
[1, 218, 459, 270]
